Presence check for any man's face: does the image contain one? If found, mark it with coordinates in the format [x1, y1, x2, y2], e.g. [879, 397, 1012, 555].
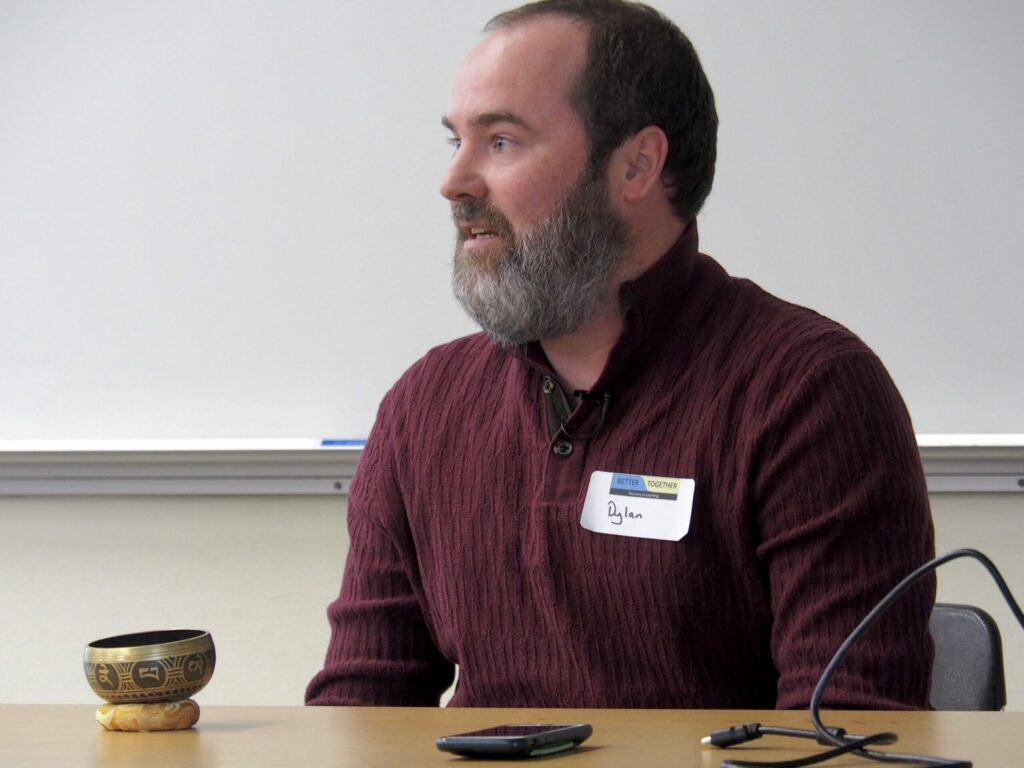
[441, 16, 629, 344]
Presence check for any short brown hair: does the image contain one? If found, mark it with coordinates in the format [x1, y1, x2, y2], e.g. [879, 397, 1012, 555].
[487, 0, 717, 223]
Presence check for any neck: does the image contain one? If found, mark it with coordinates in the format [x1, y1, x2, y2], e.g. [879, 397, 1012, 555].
[540, 300, 622, 393]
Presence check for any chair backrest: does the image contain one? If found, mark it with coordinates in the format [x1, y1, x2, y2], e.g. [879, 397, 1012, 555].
[929, 602, 1006, 710]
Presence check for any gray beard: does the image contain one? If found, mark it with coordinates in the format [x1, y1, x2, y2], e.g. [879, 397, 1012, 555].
[451, 174, 630, 345]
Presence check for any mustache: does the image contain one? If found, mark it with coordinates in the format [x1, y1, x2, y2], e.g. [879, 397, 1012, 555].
[452, 199, 513, 238]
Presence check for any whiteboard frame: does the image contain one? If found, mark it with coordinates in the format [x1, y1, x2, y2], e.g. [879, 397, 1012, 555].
[0, 437, 1020, 495]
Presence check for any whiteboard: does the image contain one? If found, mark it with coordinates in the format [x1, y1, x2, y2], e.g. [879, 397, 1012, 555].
[1, 0, 1022, 440]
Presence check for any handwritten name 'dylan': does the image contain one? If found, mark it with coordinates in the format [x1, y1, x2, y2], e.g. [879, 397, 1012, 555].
[607, 500, 643, 526]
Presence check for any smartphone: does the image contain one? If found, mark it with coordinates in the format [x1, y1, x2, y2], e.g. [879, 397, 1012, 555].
[436, 723, 593, 758]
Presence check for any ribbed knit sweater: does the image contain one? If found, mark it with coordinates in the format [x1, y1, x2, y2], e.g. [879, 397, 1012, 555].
[307, 224, 935, 710]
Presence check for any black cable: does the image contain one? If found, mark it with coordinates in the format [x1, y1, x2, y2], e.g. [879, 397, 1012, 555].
[703, 724, 884, 748]
[808, 549, 1023, 766]
[703, 723, 899, 768]
[719, 732, 900, 768]
[704, 548, 1024, 768]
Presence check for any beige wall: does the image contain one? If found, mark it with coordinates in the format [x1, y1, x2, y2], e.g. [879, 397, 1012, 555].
[1, 493, 1020, 709]
[930, 494, 1024, 710]
[0, 495, 348, 706]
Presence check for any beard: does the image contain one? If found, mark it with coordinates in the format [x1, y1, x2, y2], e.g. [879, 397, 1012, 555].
[450, 169, 630, 346]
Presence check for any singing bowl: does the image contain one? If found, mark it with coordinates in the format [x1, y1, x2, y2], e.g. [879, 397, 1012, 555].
[84, 629, 215, 704]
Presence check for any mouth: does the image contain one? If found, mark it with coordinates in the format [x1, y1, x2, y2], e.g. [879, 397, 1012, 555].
[458, 221, 502, 248]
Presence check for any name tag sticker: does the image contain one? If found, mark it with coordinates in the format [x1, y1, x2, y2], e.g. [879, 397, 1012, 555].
[580, 471, 694, 541]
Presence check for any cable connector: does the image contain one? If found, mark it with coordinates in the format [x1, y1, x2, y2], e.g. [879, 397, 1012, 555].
[701, 723, 762, 747]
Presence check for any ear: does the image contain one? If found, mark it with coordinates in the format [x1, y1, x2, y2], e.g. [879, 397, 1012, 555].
[610, 126, 669, 205]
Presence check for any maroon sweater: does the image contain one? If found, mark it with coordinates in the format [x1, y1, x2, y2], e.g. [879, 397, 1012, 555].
[307, 224, 935, 709]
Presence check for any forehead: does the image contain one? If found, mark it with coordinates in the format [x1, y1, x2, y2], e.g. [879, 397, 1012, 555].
[446, 15, 588, 131]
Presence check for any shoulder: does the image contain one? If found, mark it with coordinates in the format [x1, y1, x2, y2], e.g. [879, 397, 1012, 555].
[688, 272, 909, 439]
[723, 284, 919, 466]
[349, 331, 500, 518]
[741, 279, 867, 353]
[410, 331, 499, 377]
[682, 253, 875, 378]
[717, 276, 883, 387]
[382, 331, 504, 410]
[369, 330, 520, 449]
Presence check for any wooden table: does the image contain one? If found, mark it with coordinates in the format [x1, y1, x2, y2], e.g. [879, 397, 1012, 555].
[0, 705, 1019, 767]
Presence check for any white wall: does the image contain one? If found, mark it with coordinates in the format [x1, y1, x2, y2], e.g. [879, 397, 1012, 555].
[1, 492, 1021, 710]
[2, 0, 1023, 440]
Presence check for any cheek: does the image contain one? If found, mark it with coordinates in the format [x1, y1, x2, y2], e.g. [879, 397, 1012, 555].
[495, 168, 575, 228]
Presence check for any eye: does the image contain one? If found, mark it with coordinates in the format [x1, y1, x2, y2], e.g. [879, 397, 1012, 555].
[446, 136, 462, 152]
[492, 136, 514, 152]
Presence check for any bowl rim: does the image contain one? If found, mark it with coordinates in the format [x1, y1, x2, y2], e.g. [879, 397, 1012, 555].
[86, 629, 212, 658]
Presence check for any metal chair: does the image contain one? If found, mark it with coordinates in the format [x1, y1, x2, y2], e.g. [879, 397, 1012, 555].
[929, 602, 1006, 710]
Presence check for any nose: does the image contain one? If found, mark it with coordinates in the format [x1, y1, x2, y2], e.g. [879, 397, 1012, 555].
[440, 147, 486, 202]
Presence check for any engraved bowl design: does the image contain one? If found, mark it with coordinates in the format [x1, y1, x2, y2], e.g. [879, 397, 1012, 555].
[84, 629, 215, 704]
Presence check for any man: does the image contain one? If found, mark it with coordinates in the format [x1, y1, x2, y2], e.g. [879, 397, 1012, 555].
[307, 0, 935, 710]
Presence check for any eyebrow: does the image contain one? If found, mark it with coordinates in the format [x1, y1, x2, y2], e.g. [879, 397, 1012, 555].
[441, 111, 536, 134]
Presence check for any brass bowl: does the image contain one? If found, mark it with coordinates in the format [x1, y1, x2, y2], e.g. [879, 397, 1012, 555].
[84, 629, 215, 704]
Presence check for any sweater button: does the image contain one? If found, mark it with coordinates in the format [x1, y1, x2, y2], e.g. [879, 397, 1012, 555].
[542, 377, 555, 395]
[552, 439, 573, 458]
